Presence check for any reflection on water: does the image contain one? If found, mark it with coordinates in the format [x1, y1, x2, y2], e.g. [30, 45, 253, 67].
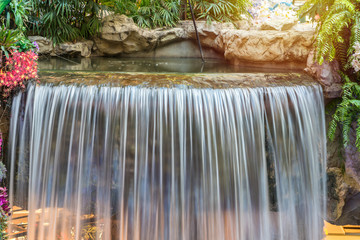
[9, 83, 326, 240]
[38, 57, 303, 74]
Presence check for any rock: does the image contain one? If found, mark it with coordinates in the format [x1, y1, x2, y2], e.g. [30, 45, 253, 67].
[28, 36, 93, 57]
[326, 114, 345, 168]
[326, 115, 360, 225]
[323, 84, 343, 99]
[94, 14, 185, 55]
[327, 168, 348, 223]
[56, 40, 94, 57]
[32, 15, 316, 69]
[345, 122, 360, 186]
[292, 23, 316, 32]
[259, 17, 298, 31]
[234, 19, 253, 30]
[219, 29, 315, 66]
[28, 36, 53, 55]
[179, 20, 235, 52]
[335, 192, 360, 225]
[305, 50, 342, 98]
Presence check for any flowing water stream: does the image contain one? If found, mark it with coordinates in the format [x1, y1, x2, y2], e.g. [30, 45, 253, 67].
[8, 82, 326, 240]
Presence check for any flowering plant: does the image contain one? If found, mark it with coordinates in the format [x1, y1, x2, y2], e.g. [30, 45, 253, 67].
[0, 49, 38, 101]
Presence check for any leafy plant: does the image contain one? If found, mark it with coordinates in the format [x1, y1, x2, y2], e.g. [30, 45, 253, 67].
[299, 0, 360, 152]
[0, 26, 19, 59]
[28, 0, 105, 45]
[0, 0, 31, 31]
[15, 37, 36, 52]
[299, 0, 357, 66]
[328, 74, 360, 149]
[193, 0, 251, 24]
[113, 0, 180, 28]
[0, 0, 10, 15]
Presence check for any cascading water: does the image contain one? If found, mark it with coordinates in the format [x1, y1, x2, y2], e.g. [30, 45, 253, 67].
[8, 83, 326, 240]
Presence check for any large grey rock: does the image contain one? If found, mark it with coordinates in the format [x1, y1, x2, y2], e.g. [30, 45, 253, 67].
[305, 50, 342, 98]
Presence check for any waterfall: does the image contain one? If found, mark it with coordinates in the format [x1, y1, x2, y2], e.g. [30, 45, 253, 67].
[8, 83, 326, 240]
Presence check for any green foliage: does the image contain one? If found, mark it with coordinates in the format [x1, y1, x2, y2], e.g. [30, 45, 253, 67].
[113, 0, 180, 28]
[0, 215, 7, 240]
[299, 0, 356, 65]
[0, 0, 32, 59]
[0, 0, 10, 15]
[328, 74, 360, 150]
[15, 37, 35, 52]
[28, 0, 104, 45]
[193, 0, 251, 24]
[112, 0, 250, 28]
[299, 0, 360, 152]
[0, 26, 19, 58]
[8, 0, 30, 31]
[0, 0, 31, 31]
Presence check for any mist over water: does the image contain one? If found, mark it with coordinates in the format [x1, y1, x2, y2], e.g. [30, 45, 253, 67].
[9, 84, 326, 240]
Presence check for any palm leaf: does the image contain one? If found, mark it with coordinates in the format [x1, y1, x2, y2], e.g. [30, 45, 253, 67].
[0, 0, 10, 15]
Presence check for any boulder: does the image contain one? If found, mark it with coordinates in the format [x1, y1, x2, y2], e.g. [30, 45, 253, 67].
[28, 36, 94, 57]
[305, 50, 343, 98]
[94, 14, 185, 55]
[218, 28, 315, 66]
[56, 40, 94, 57]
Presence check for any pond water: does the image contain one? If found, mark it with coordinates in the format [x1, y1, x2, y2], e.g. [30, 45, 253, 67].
[38, 57, 303, 74]
[38, 57, 311, 89]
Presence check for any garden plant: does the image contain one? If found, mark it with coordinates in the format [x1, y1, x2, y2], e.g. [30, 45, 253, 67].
[299, 0, 360, 152]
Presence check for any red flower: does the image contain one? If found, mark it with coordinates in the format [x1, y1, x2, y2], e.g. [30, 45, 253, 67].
[0, 50, 38, 99]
